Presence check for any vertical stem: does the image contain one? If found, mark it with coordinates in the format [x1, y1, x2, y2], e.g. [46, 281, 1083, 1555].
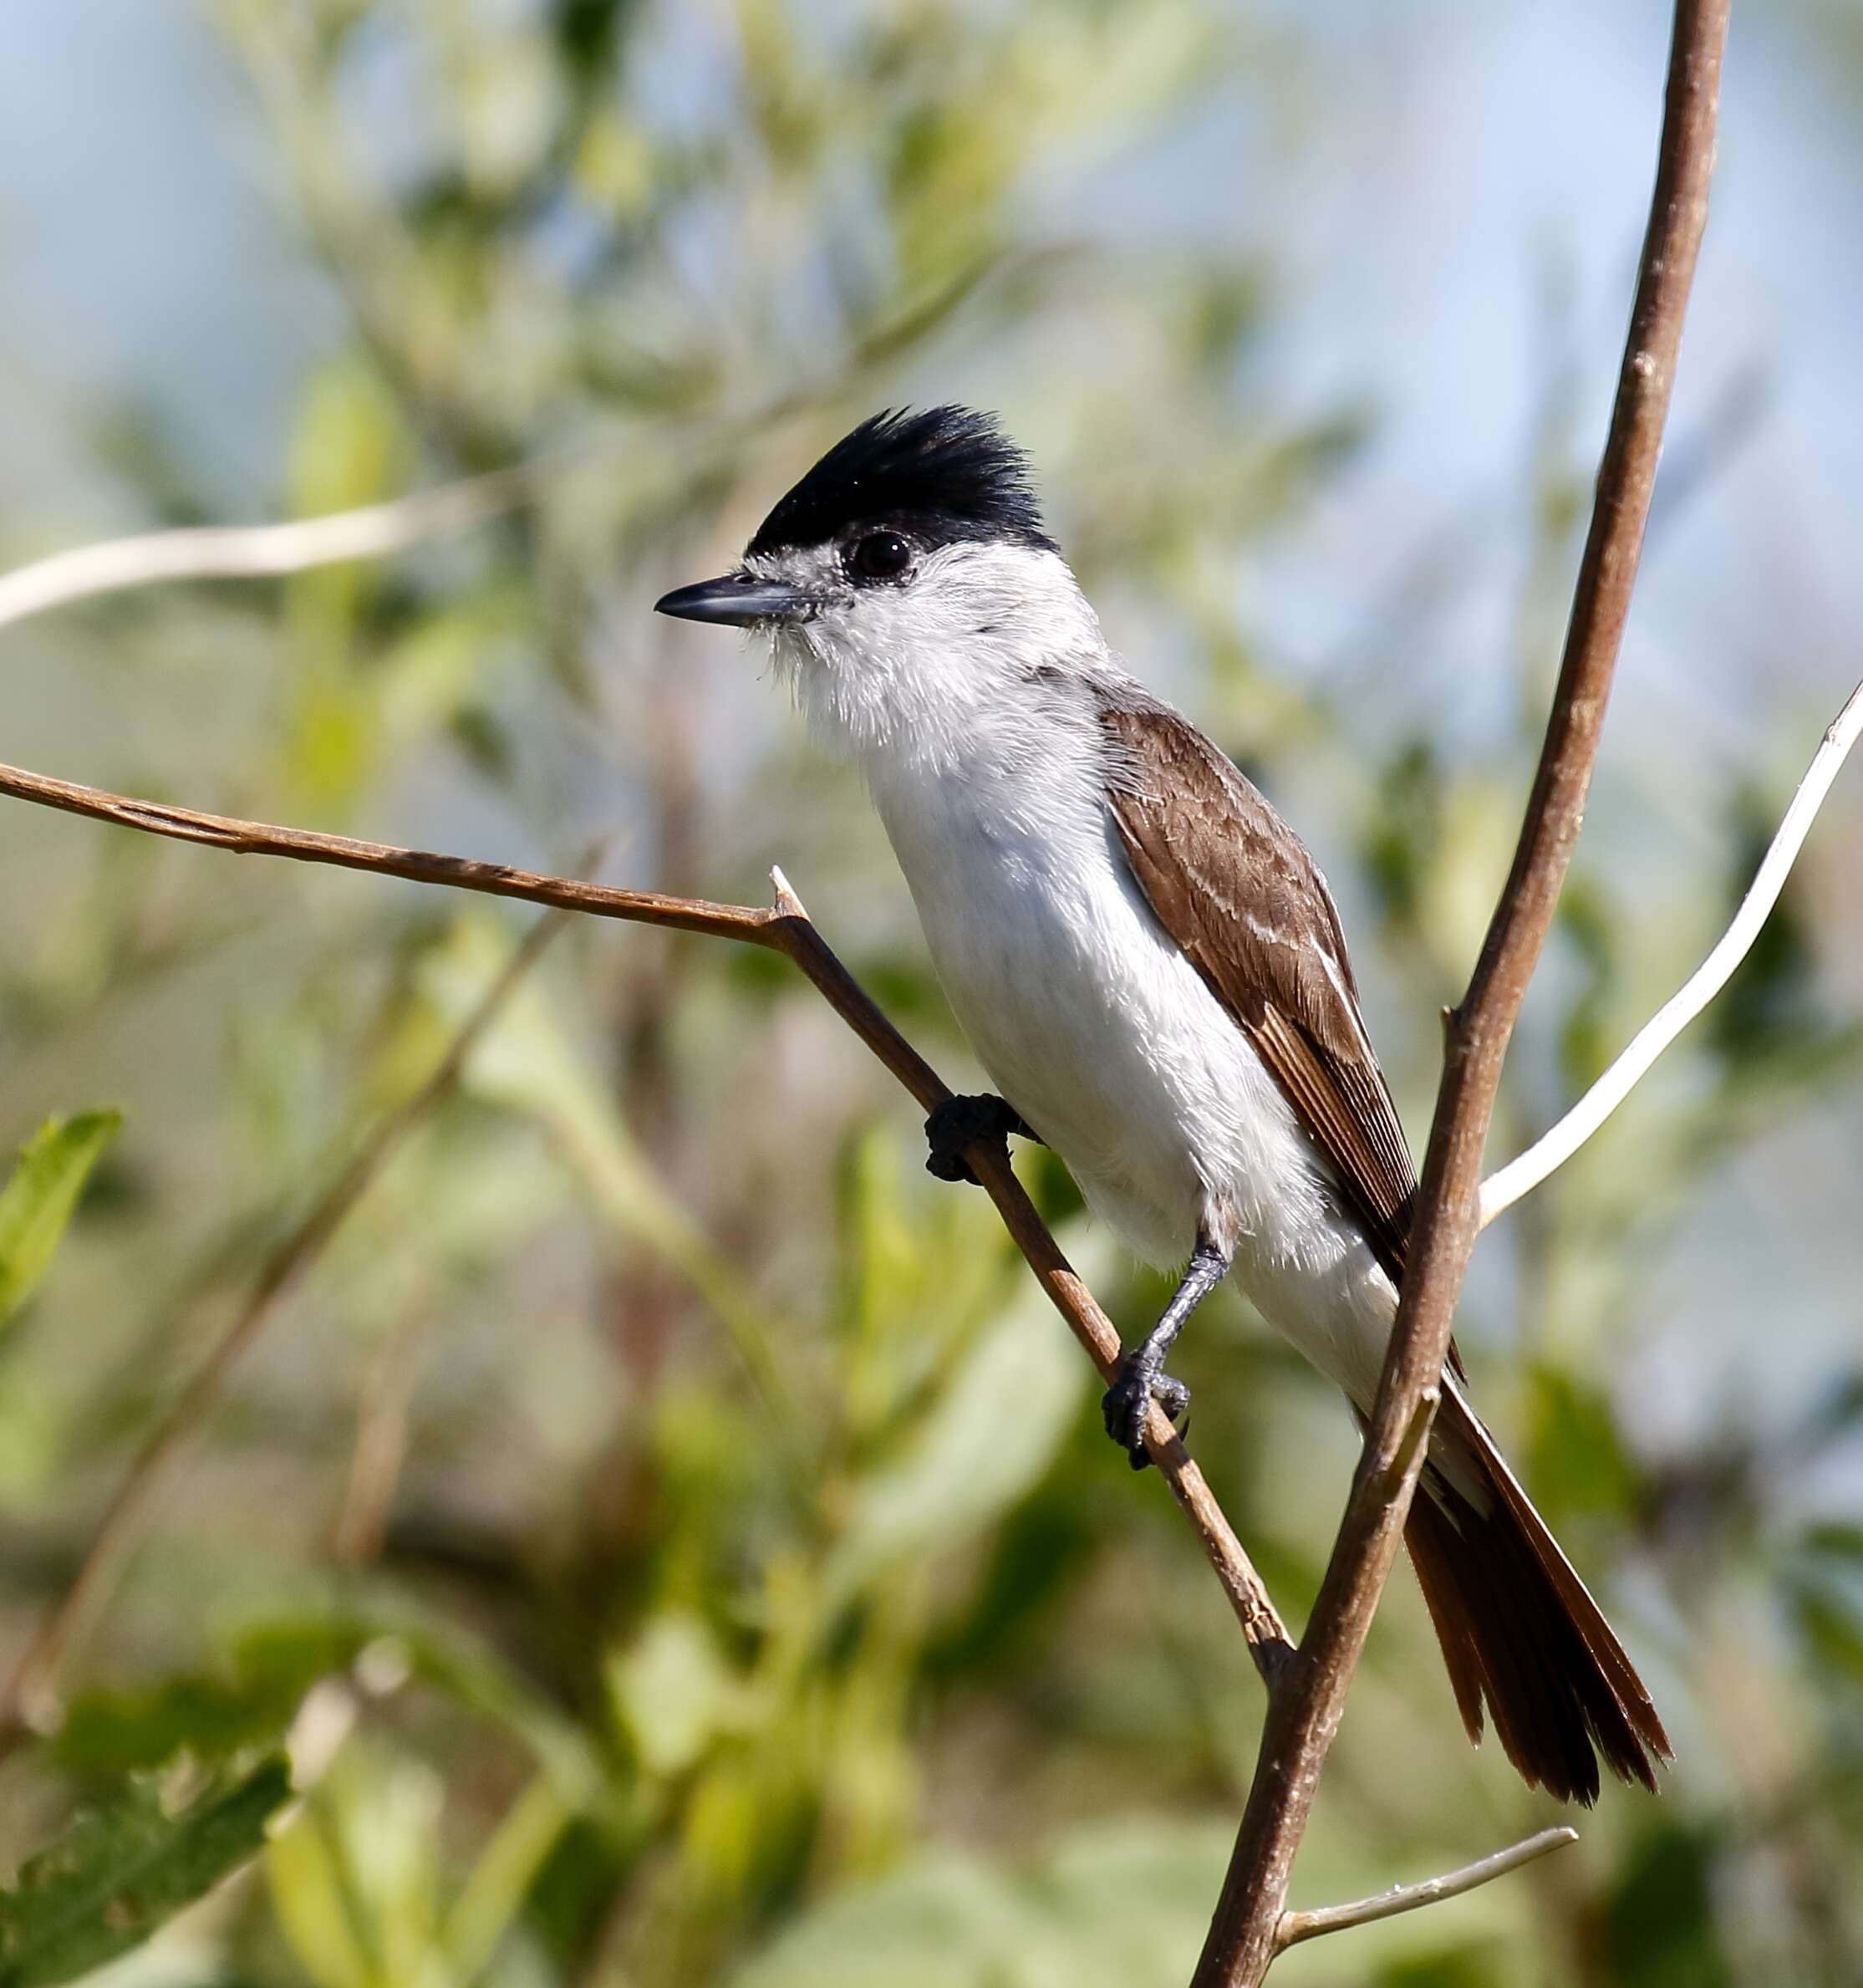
[1192, 4, 1731, 1980]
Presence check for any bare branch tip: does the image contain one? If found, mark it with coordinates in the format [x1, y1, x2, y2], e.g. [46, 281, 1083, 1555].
[1275, 1825, 1578, 1951]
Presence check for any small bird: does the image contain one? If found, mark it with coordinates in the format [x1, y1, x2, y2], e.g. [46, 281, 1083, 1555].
[657, 405, 1669, 1802]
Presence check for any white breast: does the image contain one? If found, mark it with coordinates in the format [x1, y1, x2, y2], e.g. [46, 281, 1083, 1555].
[773, 543, 1404, 1415]
[858, 702, 1392, 1409]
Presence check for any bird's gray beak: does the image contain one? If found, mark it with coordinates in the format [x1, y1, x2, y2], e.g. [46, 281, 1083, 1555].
[654, 572, 819, 628]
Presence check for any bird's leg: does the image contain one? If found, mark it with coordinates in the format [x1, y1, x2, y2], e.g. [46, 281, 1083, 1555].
[924, 1093, 1040, 1185]
[1102, 1239, 1230, 1471]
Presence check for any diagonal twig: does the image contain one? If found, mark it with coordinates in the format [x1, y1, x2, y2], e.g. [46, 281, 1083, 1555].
[0, 902, 572, 1759]
[1192, 4, 1731, 1980]
[1479, 671, 1863, 1226]
[1275, 1827, 1578, 1950]
[329, 1308, 430, 1567]
[0, 760, 1290, 1684]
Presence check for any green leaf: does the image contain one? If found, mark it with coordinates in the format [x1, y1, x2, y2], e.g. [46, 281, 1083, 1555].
[0, 1112, 121, 1332]
[0, 1754, 291, 1986]
[54, 1672, 295, 1777]
[607, 1611, 747, 1780]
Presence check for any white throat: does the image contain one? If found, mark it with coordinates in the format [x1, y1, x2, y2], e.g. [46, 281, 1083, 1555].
[764, 539, 1107, 777]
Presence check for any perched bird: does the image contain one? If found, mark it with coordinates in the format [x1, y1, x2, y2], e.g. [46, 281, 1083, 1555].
[657, 405, 1669, 1803]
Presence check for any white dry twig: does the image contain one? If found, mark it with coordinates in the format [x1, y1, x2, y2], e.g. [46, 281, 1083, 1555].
[1275, 1826, 1578, 1950]
[1480, 673, 1863, 1228]
[0, 462, 547, 634]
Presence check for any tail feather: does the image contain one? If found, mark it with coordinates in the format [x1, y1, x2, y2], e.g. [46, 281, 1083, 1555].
[1399, 1386, 1670, 1806]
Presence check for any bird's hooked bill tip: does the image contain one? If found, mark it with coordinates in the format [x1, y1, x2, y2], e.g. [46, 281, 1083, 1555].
[654, 573, 818, 627]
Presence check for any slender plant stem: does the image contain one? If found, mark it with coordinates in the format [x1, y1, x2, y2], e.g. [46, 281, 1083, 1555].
[1275, 1827, 1577, 1950]
[1480, 671, 1863, 1226]
[329, 1309, 430, 1567]
[1191, 5, 1730, 1980]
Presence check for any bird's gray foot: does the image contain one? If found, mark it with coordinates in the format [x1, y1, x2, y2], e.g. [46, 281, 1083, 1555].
[924, 1093, 1036, 1185]
[1102, 1356, 1192, 1471]
[1100, 1238, 1228, 1471]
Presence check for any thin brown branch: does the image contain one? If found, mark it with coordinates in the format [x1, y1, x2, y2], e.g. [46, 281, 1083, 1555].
[0, 759, 1290, 1685]
[1193, 4, 1730, 1981]
[0, 761, 770, 941]
[329, 1310, 429, 1567]
[1275, 1827, 1578, 1950]
[0, 903, 571, 1758]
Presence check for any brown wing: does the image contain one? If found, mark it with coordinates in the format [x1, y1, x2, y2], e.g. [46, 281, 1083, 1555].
[1098, 699, 1419, 1292]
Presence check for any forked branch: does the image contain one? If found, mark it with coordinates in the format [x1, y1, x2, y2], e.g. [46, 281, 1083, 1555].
[1276, 1826, 1577, 1950]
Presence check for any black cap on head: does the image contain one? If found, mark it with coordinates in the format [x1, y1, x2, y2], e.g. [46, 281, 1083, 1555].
[746, 405, 1055, 558]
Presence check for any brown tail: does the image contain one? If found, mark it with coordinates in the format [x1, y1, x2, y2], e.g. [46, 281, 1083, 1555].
[1401, 1387, 1670, 1805]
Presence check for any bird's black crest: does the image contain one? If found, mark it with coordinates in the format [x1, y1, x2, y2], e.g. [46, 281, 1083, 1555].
[746, 405, 1055, 558]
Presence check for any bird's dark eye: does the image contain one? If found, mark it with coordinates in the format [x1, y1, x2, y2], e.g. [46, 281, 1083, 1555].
[848, 532, 912, 582]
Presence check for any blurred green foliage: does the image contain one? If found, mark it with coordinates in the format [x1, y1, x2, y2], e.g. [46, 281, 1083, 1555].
[0, 1754, 289, 1986]
[0, 2, 1859, 1985]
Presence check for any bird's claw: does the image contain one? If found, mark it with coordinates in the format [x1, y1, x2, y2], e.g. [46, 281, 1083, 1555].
[1102, 1356, 1191, 1470]
[924, 1093, 1029, 1185]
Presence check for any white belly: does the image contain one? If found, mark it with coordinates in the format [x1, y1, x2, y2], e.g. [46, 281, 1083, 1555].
[870, 747, 1402, 1413]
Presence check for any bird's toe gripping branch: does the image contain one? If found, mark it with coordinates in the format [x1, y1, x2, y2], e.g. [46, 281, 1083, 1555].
[924, 1092, 1037, 1185]
[1102, 1356, 1192, 1470]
